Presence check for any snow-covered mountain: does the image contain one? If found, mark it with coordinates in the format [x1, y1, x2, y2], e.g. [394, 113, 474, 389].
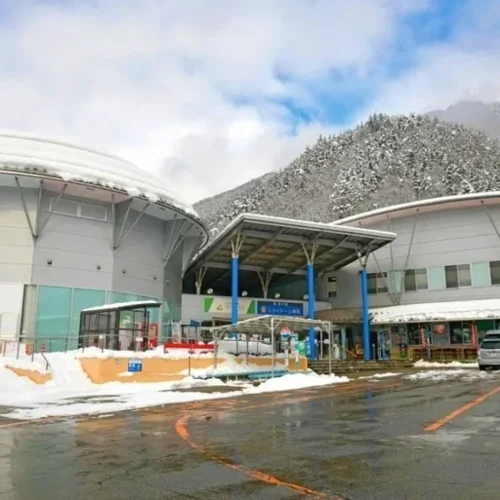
[194, 111, 500, 237]
[428, 100, 500, 139]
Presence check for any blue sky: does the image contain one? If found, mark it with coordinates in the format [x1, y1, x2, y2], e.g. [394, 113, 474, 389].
[0, 0, 498, 202]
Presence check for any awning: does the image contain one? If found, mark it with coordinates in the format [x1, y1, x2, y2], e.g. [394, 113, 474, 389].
[370, 298, 500, 324]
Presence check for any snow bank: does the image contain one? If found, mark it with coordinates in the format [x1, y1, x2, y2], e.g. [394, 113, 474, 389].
[246, 372, 349, 394]
[404, 369, 495, 382]
[414, 359, 478, 369]
[359, 372, 402, 380]
[0, 356, 48, 374]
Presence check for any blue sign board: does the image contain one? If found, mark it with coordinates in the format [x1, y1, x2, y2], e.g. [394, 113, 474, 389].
[128, 359, 143, 373]
[256, 301, 304, 317]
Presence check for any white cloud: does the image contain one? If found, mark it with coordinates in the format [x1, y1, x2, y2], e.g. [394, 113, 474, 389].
[0, 0, 432, 203]
[360, 0, 500, 118]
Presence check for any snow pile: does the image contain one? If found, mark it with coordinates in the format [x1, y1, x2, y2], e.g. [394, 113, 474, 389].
[0, 356, 48, 374]
[183, 357, 287, 378]
[0, 368, 351, 421]
[404, 369, 494, 382]
[247, 372, 349, 394]
[76, 346, 216, 360]
[414, 359, 478, 368]
[371, 298, 500, 324]
[359, 372, 401, 380]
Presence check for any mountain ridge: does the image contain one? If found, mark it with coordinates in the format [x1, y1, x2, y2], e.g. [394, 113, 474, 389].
[194, 105, 500, 237]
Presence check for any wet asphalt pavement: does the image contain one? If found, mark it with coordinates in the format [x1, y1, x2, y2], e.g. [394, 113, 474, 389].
[1, 374, 500, 500]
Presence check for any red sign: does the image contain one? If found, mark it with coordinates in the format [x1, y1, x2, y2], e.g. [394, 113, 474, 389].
[280, 326, 291, 336]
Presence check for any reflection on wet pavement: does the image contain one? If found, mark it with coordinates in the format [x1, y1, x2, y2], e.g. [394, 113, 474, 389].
[1, 378, 500, 499]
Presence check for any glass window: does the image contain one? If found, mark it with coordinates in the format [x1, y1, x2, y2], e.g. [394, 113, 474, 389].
[404, 269, 427, 292]
[477, 320, 496, 343]
[432, 323, 450, 346]
[458, 264, 471, 287]
[407, 324, 421, 345]
[404, 270, 416, 292]
[446, 264, 471, 288]
[376, 272, 388, 293]
[490, 261, 500, 285]
[445, 265, 459, 288]
[480, 341, 500, 349]
[327, 277, 337, 298]
[390, 325, 407, 345]
[415, 269, 428, 290]
[387, 271, 402, 294]
[450, 321, 472, 344]
[367, 273, 377, 294]
[80, 202, 107, 221]
[51, 198, 78, 216]
[20, 285, 37, 338]
[35, 286, 72, 351]
[471, 262, 490, 287]
[428, 267, 445, 290]
[71, 288, 106, 337]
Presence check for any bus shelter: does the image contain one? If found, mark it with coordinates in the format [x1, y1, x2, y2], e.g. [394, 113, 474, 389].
[210, 315, 334, 375]
[79, 300, 161, 351]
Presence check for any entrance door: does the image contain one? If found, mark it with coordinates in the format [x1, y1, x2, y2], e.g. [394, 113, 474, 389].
[377, 329, 391, 360]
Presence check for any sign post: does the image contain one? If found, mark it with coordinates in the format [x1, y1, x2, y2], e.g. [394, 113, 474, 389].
[280, 326, 291, 370]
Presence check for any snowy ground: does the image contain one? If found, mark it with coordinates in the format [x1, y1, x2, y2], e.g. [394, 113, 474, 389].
[0, 346, 491, 422]
[0, 348, 348, 421]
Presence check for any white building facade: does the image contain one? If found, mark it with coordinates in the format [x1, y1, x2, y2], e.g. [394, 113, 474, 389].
[0, 134, 207, 347]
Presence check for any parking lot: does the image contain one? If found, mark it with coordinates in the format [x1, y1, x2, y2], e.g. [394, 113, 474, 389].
[1, 372, 500, 499]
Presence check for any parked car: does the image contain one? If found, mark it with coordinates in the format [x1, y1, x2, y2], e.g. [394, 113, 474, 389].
[482, 330, 500, 341]
[478, 339, 500, 371]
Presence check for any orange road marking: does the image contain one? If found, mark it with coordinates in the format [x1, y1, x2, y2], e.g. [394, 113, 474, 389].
[175, 382, 401, 498]
[425, 386, 500, 432]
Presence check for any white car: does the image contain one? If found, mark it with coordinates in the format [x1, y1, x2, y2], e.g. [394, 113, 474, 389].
[478, 340, 500, 371]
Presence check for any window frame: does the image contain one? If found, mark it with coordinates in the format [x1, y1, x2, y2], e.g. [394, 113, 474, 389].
[50, 197, 108, 222]
[327, 277, 337, 298]
[490, 261, 500, 286]
[404, 268, 428, 292]
[445, 263, 472, 289]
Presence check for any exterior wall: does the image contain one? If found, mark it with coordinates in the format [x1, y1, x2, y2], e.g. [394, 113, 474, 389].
[32, 191, 114, 290]
[318, 205, 500, 309]
[0, 184, 204, 342]
[112, 203, 166, 298]
[0, 186, 35, 283]
[0, 283, 24, 339]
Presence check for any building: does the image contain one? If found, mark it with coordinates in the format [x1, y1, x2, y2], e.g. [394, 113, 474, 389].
[317, 193, 500, 353]
[0, 133, 208, 347]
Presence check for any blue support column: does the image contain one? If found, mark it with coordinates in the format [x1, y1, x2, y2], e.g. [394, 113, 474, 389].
[307, 263, 316, 360]
[360, 267, 371, 361]
[231, 256, 239, 338]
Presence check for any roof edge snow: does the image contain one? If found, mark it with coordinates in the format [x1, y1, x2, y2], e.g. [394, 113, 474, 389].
[333, 192, 500, 227]
[0, 132, 203, 223]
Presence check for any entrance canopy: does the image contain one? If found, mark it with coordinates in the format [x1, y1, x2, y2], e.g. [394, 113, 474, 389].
[209, 315, 334, 338]
[184, 213, 396, 295]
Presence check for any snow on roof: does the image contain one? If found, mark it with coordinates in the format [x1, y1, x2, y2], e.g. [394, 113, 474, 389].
[189, 212, 396, 267]
[0, 133, 199, 218]
[82, 300, 161, 312]
[371, 298, 500, 324]
[334, 191, 500, 226]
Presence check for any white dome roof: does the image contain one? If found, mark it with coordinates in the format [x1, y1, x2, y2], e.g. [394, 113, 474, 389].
[0, 133, 198, 218]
